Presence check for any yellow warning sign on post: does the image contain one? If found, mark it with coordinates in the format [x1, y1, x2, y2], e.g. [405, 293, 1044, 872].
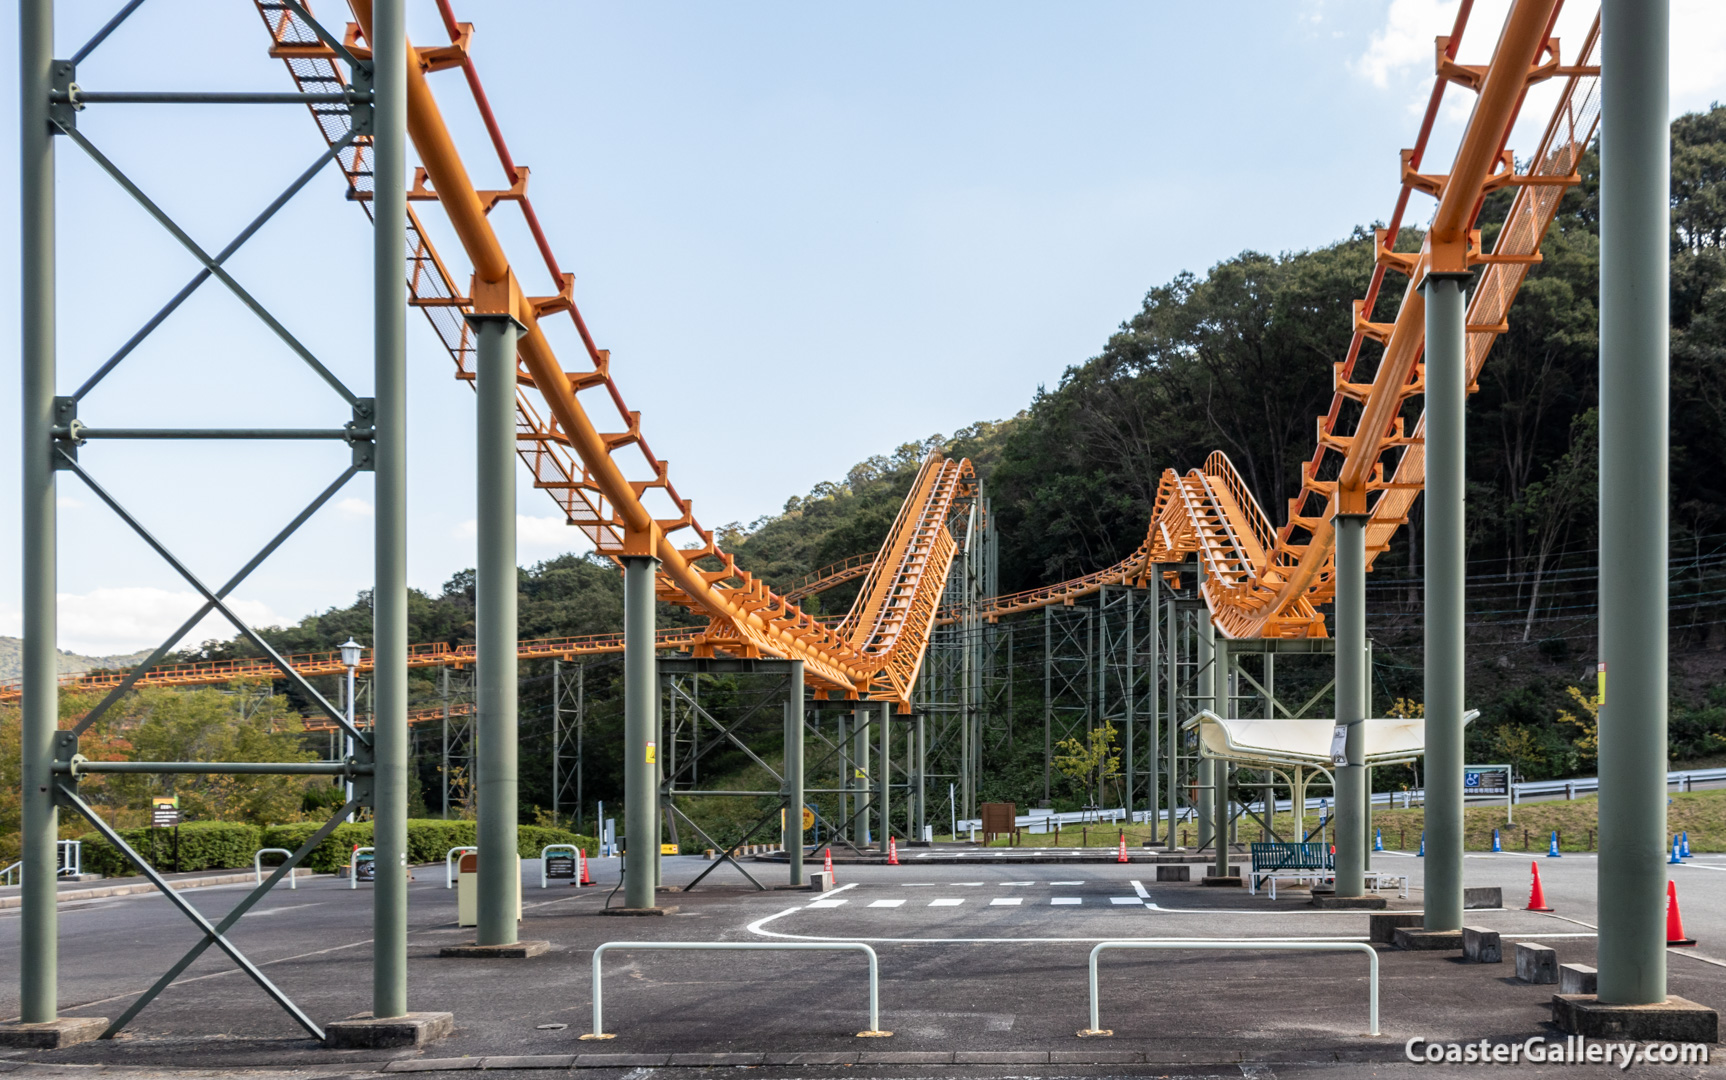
[645, 741, 656, 764]
[659, 843, 678, 855]
[802, 806, 816, 831]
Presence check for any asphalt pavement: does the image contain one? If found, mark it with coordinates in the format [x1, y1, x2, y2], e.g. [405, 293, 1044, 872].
[0, 848, 1720, 1079]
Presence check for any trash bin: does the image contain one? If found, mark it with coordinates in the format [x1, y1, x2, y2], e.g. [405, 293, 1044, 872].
[456, 852, 521, 927]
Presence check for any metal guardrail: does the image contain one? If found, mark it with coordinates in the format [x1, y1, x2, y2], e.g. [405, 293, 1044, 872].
[446, 845, 477, 889]
[3, 841, 83, 886]
[584, 941, 890, 1039]
[1082, 940, 1378, 1037]
[254, 848, 296, 890]
[0, 861, 18, 887]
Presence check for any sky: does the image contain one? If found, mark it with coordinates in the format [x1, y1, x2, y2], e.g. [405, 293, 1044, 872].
[1, 0, 1723, 656]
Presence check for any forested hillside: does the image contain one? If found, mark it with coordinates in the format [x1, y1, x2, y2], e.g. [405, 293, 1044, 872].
[18, 108, 1722, 840]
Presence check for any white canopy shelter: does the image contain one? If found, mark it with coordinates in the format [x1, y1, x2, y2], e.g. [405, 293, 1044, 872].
[1181, 709, 1480, 772]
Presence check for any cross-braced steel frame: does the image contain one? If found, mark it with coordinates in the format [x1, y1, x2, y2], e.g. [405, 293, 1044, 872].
[14, 0, 413, 1039]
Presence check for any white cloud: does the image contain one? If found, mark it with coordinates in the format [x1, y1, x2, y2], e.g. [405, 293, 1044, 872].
[52, 587, 286, 656]
[1354, 0, 1460, 89]
[335, 497, 373, 518]
[454, 515, 590, 554]
[57, 495, 84, 510]
[1673, 1, 1726, 106]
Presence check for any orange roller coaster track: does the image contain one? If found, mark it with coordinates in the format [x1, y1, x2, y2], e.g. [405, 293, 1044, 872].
[2, 0, 1598, 709]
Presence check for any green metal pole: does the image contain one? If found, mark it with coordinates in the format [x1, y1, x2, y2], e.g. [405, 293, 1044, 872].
[878, 703, 891, 850]
[472, 312, 522, 945]
[1146, 587, 1159, 844]
[370, 0, 408, 1015]
[1597, 0, 1670, 1006]
[786, 663, 804, 885]
[1423, 272, 1470, 931]
[623, 555, 658, 910]
[19, 0, 56, 1025]
[1212, 639, 1230, 878]
[855, 703, 870, 844]
[1196, 601, 1215, 852]
[1166, 599, 1178, 849]
[1334, 512, 1368, 898]
[915, 713, 926, 840]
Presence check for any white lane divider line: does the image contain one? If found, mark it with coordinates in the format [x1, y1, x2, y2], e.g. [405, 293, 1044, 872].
[1002, 881, 1034, 886]
[868, 899, 906, 908]
[807, 899, 848, 908]
[1130, 879, 1150, 898]
[990, 897, 1023, 906]
[955, 882, 984, 887]
[929, 898, 964, 907]
[1050, 880, 1086, 886]
[1110, 897, 1142, 905]
[1051, 897, 1082, 905]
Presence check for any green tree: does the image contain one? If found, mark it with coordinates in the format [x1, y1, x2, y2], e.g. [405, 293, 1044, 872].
[1052, 723, 1121, 811]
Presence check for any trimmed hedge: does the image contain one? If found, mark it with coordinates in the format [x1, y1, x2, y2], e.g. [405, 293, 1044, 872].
[260, 819, 598, 873]
[77, 821, 261, 877]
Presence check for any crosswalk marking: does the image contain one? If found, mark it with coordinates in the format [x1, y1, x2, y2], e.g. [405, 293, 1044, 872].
[1110, 896, 1142, 905]
[868, 899, 905, 908]
[808, 899, 848, 908]
[929, 898, 963, 907]
[1051, 897, 1082, 905]
[990, 897, 1022, 906]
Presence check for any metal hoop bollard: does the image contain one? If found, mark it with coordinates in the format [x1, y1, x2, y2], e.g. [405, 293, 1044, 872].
[584, 941, 890, 1039]
[348, 846, 375, 890]
[254, 847, 296, 890]
[541, 843, 580, 888]
[446, 845, 477, 889]
[1082, 940, 1379, 1037]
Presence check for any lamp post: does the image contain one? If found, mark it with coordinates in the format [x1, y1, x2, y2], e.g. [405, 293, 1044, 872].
[340, 638, 362, 821]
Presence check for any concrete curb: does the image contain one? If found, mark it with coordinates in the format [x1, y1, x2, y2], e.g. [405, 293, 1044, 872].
[0, 869, 316, 909]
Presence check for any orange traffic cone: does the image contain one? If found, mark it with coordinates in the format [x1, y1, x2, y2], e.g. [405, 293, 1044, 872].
[823, 846, 834, 881]
[1526, 861, 1554, 912]
[1667, 880, 1697, 946]
[578, 848, 594, 887]
[886, 836, 900, 866]
[1117, 831, 1129, 864]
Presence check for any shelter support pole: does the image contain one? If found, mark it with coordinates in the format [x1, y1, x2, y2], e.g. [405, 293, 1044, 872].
[623, 555, 659, 910]
[1597, 0, 1670, 1005]
[1423, 271, 1471, 931]
[837, 711, 850, 843]
[1166, 599, 1178, 849]
[1196, 604, 1215, 851]
[1212, 639, 1230, 878]
[854, 704, 870, 845]
[1145, 586, 1159, 842]
[915, 714, 926, 838]
[471, 308, 522, 946]
[1333, 511, 1369, 898]
[785, 664, 804, 885]
[371, 0, 409, 1013]
[19, 0, 57, 1024]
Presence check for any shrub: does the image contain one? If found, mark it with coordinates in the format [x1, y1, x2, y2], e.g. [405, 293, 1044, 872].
[259, 819, 597, 873]
[77, 821, 261, 877]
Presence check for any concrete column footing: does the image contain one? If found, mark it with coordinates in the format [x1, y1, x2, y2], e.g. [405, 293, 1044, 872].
[1310, 895, 1387, 910]
[1393, 927, 1463, 951]
[0, 1017, 108, 1049]
[438, 941, 549, 959]
[1199, 875, 1242, 887]
[598, 906, 679, 916]
[323, 1012, 454, 1049]
[1550, 995, 1718, 1043]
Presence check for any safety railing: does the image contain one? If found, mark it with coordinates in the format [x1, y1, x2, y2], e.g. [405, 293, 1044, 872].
[541, 844, 579, 888]
[584, 941, 889, 1039]
[2, 840, 83, 887]
[348, 846, 375, 890]
[254, 847, 297, 890]
[1082, 940, 1378, 1037]
[1, 861, 18, 887]
[446, 845, 477, 889]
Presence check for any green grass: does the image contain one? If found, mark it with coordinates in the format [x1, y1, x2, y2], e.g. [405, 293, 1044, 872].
[937, 787, 1726, 853]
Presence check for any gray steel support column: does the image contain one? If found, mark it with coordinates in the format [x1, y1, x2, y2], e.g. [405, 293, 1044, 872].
[785, 663, 804, 885]
[472, 311, 522, 945]
[623, 556, 659, 910]
[878, 704, 891, 849]
[370, 0, 409, 1016]
[19, 0, 56, 1024]
[853, 704, 869, 844]
[915, 714, 927, 839]
[1333, 512, 1369, 898]
[1196, 607, 1215, 851]
[1124, 589, 1135, 824]
[1597, 0, 1670, 1006]
[1166, 599, 1178, 848]
[1146, 589, 1159, 842]
[1212, 639, 1230, 877]
[1423, 271, 1470, 931]
[837, 711, 850, 843]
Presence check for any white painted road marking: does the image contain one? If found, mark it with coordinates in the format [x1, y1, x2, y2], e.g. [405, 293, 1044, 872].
[1130, 879, 1150, 898]
[990, 897, 1023, 906]
[929, 898, 964, 907]
[1051, 897, 1082, 905]
[807, 899, 848, 908]
[1110, 897, 1142, 905]
[1050, 880, 1085, 885]
[868, 899, 905, 908]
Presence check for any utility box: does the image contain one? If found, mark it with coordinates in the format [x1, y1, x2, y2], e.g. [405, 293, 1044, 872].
[455, 852, 522, 928]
